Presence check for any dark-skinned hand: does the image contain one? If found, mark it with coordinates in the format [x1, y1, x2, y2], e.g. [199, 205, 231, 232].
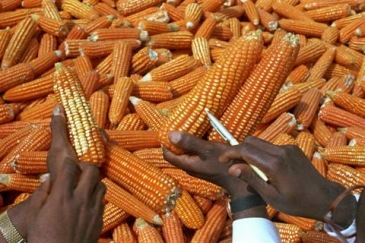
[163, 131, 268, 219]
[219, 136, 357, 229]
[356, 188, 365, 243]
[5, 104, 105, 243]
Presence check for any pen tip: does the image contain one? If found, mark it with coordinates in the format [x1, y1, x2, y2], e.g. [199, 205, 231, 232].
[204, 107, 210, 113]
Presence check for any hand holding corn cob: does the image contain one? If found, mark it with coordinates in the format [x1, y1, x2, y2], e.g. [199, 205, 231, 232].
[219, 136, 357, 229]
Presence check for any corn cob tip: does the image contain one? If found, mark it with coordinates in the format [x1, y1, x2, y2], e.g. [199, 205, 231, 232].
[349, 139, 357, 146]
[165, 186, 182, 214]
[153, 215, 163, 225]
[313, 152, 322, 159]
[55, 50, 63, 58]
[317, 147, 327, 156]
[246, 29, 262, 40]
[140, 30, 149, 41]
[129, 96, 141, 106]
[106, 15, 116, 21]
[140, 73, 152, 82]
[31, 14, 40, 21]
[0, 174, 9, 185]
[283, 33, 299, 47]
[54, 62, 64, 70]
[326, 90, 336, 99]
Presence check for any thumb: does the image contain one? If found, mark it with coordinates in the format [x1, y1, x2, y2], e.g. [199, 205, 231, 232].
[228, 163, 276, 203]
[168, 131, 210, 154]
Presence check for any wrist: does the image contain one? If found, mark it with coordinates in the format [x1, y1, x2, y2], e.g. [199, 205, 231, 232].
[233, 205, 269, 220]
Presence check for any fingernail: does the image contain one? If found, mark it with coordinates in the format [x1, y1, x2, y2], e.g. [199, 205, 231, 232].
[231, 168, 241, 177]
[169, 131, 181, 144]
[40, 173, 50, 182]
[53, 105, 61, 116]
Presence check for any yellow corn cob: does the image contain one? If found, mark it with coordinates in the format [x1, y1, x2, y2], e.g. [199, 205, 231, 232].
[102, 141, 180, 214]
[129, 96, 166, 131]
[108, 77, 134, 126]
[29, 50, 63, 77]
[272, 133, 297, 146]
[32, 14, 68, 38]
[257, 8, 278, 31]
[53, 62, 105, 166]
[262, 86, 302, 123]
[293, 88, 322, 130]
[3, 75, 53, 102]
[147, 31, 193, 50]
[112, 222, 136, 243]
[190, 199, 227, 243]
[274, 222, 301, 243]
[158, 30, 264, 153]
[0, 174, 41, 193]
[192, 37, 212, 68]
[0, 127, 51, 173]
[324, 63, 358, 82]
[339, 16, 365, 44]
[62, 0, 99, 20]
[193, 195, 213, 214]
[102, 177, 163, 225]
[116, 113, 146, 131]
[129, 81, 173, 102]
[319, 102, 365, 130]
[184, 3, 202, 30]
[41, 0, 62, 20]
[74, 51, 93, 81]
[14, 193, 31, 205]
[292, 78, 326, 95]
[335, 74, 355, 94]
[12, 151, 47, 174]
[327, 163, 365, 193]
[0, 9, 35, 29]
[305, 4, 352, 22]
[134, 218, 164, 243]
[17, 95, 57, 121]
[38, 33, 58, 57]
[285, 65, 309, 85]
[130, 47, 158, 75]
[110, 42, 133, 81]
[2, 0, 22, 11]
[326, 131, 348, 148]
[319, 145, 365, 165]
[174, 189, 204, 229]
[218, 218, 233, 242]
[0, 27, 11, 60]
[272, 0, 314, 22]
[133, 148, 175, 168]
[170, 66, 207, 98]
[18, 38, 39, 64]
[241, 0, 260, 25]
[327, 91, 365, 118]
[211, 25, 233, 41]
[1, 16, 37, 70]
[311, 152, 327, 179]
[295, 130, 316, 160]
[257, 112, 297, 143]
[309, 115, 333, 147]
[161, 210, 185, 243]
[300, 230, 341, 243]
[209, 33, 299, 143]
[162, 167, 224, 201]
[307, 47, 336, 80]
[101, 202, 129, 235]
[116, 0, 164, 15]
[79, 70, 100, 100]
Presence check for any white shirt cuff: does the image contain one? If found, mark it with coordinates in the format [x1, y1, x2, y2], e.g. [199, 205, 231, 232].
[233, 218, 281, 243]
[324, 194, 359, 243]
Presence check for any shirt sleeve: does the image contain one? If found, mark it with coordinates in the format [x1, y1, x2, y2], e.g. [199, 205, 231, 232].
[323, 193, 359, 243]
[233, 218, 281, 243]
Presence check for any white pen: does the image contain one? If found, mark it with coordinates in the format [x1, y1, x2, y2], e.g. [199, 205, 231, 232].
[204, 108, 268, 182]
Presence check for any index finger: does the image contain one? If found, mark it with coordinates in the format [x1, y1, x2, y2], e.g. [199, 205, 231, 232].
[47, 104, 78, 182]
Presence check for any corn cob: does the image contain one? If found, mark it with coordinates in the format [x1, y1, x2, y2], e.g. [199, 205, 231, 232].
[274, 222, 301, 243]
[262, 87, 302, 124]
[327, 163, 365, 193]
[162, 168, 223, 201]
[89, 90, 110, 129]
[293, 88, 322, 130]
[130, 47, 158, 75]
[53, 62, 105, 166]
[294, 40, 326, 66]
[278, 19, 328, 38]
[319, 145, 365, 165]
[12, 151, 48, 174]
[106, 130, 161, 151]
[170, 66, 207, 98]
[0, 104, 21, 124]
[319, 102, 365, 130]
[38, 33, 58, 57]
[129, 96, 166, 131]
[309, 115, 333, 147]
[300, 230, 341, 243]
[327, 91, 365, 118]
[62, 0, 99, 20]
[0, 27, 11, 60]
[257, 113, 297, 143]
[133, 148, 174, 169]
[241, 0, 260, 26]
[272, 133, 297, 146]
[335, 74, 355, 93]
[108, 77, 134, 126]
[0, 126, 32, 161]
[116, 113, 146, 131]
[295, 130, 316, 160]
[285, 65, 309, 85]
[161, 210, 185, 243]
[321, 26, 339, 45]
[338, 126, 365, 140]
[0, 118, 51, 139]
[0, 174, 41, 193]
[272, 0, 314, 22]
[305, 4, 352, 23]
[276, 213, 317, 231]
[102, 177, 163, 225]
[1, 0, 22, 11]
[0, 127, 51, 173]
[13, 193, 31, 205]
[112, 222, 136, 243]
[17, 95, 57, 121]
[134, 218, 164, 243]
[101, 202, 129, 235]
[326, 131, 348, 148]
[191, 37, 212, 68]
[209, 33, 299, 142]
[193, 195, 213, 215]
[1, 16, 37, 70]
[147, 31, 193, 50]
[339, 16, 365, 44]
[126, 81, 173, 102]
[311, 151, 327, 178]
[32, 14, 68, 38]
[218, 218, 233, 242]
[158, 30, 264, 152]
[190, 199, 227, 243]
[307, 47, 336, 80]
[102, 141, 180, 214]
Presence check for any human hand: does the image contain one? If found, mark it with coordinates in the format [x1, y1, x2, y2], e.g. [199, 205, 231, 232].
[356, 188, 365, 243]
[24, 104, 105, 243]
[219, 136, 357, 228]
